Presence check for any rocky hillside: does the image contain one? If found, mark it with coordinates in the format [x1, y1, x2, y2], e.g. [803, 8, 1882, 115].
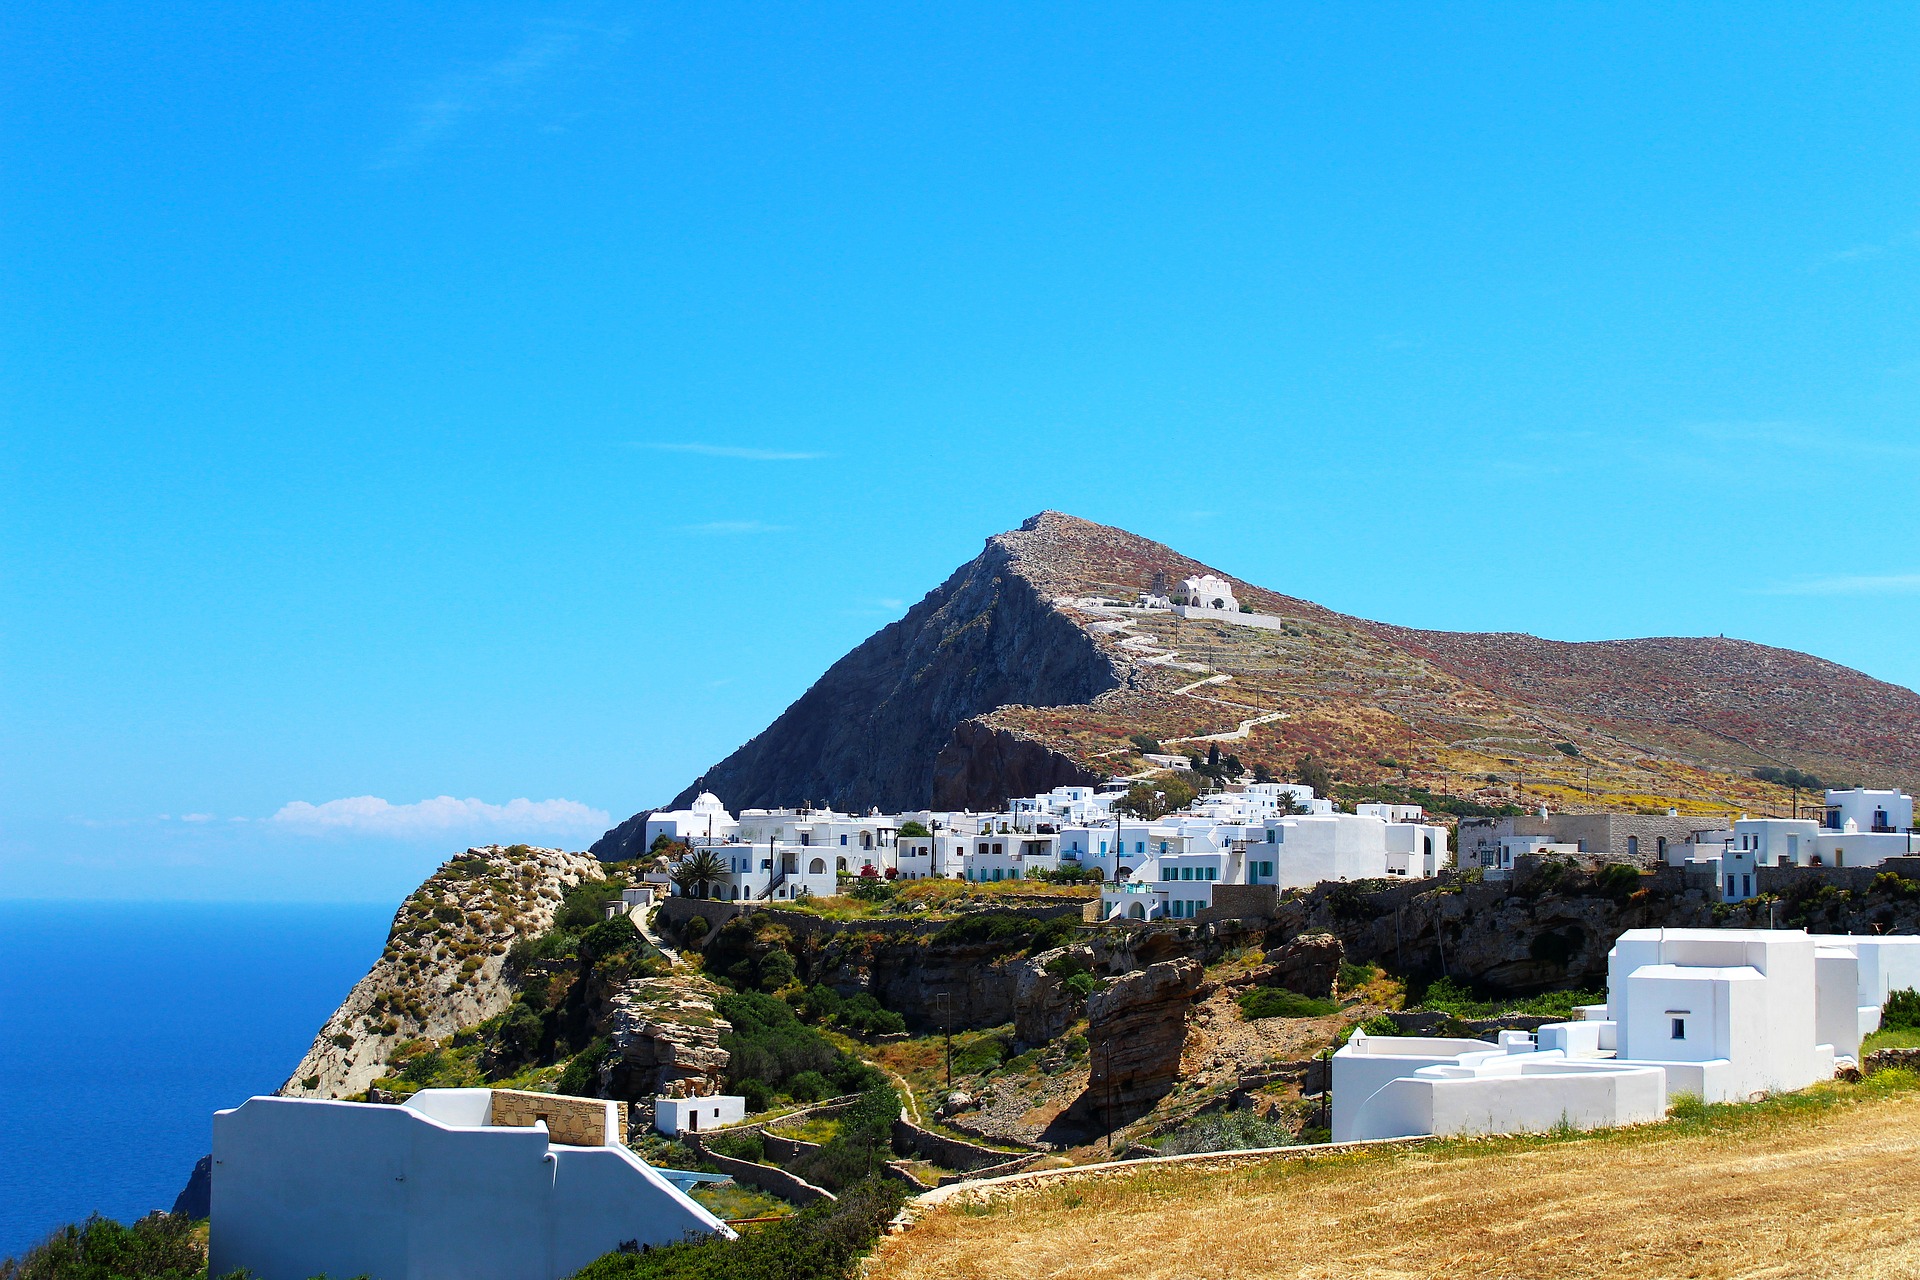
[281, 843, 603, 1099]
[596, 512, 1920, 858]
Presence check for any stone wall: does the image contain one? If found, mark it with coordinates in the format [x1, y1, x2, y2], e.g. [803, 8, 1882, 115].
[1198, 883, 1278, 924]
[489, 1089, 622, 1147]
[683, 1136, 835, 1206]
[891, 1117, 1037, 1172]
[1457, 814, 1721, 869]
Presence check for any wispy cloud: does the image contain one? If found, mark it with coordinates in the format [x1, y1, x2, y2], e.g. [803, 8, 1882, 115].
[1757, 573, 1920, 597]
[271, 795, 609, 837]
[375, 23, 623, 168]
[1686, 420, 1920, 461]
[634, 443, 828, 462]
[1816, 228, 1920, 268]
[683, 520, 791, 534]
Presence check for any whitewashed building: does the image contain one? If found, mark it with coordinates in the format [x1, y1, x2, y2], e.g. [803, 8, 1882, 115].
[1333, 928, 1920, 1143]
[643, 793, 738, 848]
[210, 1089, 728, 1280]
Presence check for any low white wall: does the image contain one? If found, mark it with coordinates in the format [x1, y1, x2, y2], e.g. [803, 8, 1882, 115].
[211, 1096, 728, 1280]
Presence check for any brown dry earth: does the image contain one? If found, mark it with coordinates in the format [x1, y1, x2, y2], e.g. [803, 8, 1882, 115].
[871, 1089, 1920, 1280]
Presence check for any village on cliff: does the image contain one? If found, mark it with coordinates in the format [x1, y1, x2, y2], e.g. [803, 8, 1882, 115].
[204, 559, 1920, 1280]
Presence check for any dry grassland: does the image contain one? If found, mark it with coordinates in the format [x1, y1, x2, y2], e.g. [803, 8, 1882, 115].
[870, 1076, 1920, 1280]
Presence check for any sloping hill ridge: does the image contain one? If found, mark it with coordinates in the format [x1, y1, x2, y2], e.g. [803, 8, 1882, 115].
[594, 512, 1920, 858]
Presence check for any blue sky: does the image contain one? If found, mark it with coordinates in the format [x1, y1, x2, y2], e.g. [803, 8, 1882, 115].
[6, 4, 1919, 900]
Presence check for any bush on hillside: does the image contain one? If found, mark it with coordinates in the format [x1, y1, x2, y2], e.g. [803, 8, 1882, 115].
[567, 1176, 906, 1280]
[1237, 988, 1339, 1020]
[0, 1213, 218, 1280]
[1158, 1110, 1297, 1156]
[1883, 988, 1920, 1031]
[788, 1085, 901, 1192]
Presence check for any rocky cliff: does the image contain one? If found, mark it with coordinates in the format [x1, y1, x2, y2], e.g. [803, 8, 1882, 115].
[597, 511, 1920, 857]
[281, 843, 603, 1099]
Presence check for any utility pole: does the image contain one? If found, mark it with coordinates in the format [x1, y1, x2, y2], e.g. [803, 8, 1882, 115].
[935, 992, 953, 1090]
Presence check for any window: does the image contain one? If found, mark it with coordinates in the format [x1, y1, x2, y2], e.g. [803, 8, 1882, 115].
[1136, 841, 1145, 854]
[1727, 876, 1737, 897]
[1162, 867, 1174, 881]
[1206, 868, 1217, 881]
[839, 834, 847, 846]
[993, 843, 1003, 856]
[1182, 867, 1194, 880]
[1657, 837, 1668, 856]
[1671, 1017, 1686, 1040]
[1742, 874, 1752, 898]
[1627, 837, 1639, 858]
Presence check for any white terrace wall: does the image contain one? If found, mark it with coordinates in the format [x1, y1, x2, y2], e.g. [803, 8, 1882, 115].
[210, 1096, 726, 1280]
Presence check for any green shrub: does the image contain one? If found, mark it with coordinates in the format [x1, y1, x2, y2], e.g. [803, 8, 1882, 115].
[683, 915, 710, 941]
[1237, 988, 1339, 1020]
[555, 1037, 612, 1096]
[1337, 961, 1378, 990]
[788, 1085, 901, 1192]
[705, 1128, 765, 1163]
[951, 1032, 1013, 1076]
[1158, 1110, 1297, 1156]
[1594, 862, 1641, 897]
[736, 1077, 773, 1113]
[1883, 988, 1920, 1031]
[567, 1175, 906, 1280]
[1, 1213, 215, 1280]
[897, 820, 931, 838]
[715, 992, 842, 1093]
[932, 912, 1035, 948]
[787, 1071, 830, 1102]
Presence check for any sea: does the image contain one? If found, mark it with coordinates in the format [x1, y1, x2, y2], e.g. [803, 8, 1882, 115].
[0, 900, 393, 1261]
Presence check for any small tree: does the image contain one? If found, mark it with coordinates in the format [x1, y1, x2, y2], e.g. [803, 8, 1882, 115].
[898, 819, 931, 838]
[673, 850, 726, 900]
[1295, 754, 1334, 797]
[1129, 733, 1162, 756]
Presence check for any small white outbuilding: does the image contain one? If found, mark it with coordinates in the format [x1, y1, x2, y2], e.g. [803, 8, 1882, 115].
[653, 1094, 746, 1135]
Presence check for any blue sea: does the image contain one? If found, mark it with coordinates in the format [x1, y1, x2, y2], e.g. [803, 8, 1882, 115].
[0, 901, 393, 1261]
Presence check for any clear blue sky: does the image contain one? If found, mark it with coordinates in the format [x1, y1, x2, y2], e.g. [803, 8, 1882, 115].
[6, 4, 1919, 900]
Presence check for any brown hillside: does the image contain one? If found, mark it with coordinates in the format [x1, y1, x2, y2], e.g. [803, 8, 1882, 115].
[595, 512, 1920, 857]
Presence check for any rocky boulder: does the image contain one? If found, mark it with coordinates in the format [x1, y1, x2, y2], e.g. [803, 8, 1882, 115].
[1012, 944, 1096, 1049]
[605, 976, 732, 1097]
[1261, 932, 1343, 998]
[1086, 957, 1202, 1116]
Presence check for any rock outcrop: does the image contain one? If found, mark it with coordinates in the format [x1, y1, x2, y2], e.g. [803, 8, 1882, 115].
[1260, 932, 1343, 998]
[281, 844, 604, 1099]
[604, 975, 732, 1098]
[1011, 944, 1097, 1049]
[1086, 958, 1202, 1116]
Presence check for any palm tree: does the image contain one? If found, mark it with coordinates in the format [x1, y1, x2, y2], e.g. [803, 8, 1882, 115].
[673, 849, 727, 900]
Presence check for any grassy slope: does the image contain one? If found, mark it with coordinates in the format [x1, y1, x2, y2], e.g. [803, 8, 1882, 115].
[872, 1071, 1920, 1280]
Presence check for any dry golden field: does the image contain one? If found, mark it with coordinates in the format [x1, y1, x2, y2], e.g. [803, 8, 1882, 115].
[870, 1074, 1920, 1280]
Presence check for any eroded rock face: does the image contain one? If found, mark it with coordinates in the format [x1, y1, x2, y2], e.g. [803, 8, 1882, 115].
[281, 844, 604, 1099]
[605, 975, 731, 1097]
[1086, 957, 1202, 1114]
[1012, 944, 1096, 1049]
[1261, 932, 1343, 998]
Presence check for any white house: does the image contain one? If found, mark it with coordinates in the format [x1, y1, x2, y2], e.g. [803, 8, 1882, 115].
[644, 793, 738, 848]
[1097, 805, 1449, 919]
[653, 1094, 746, 1136]
[210, 1088, 729, 1280]
[1331, 927, 1908, 1143]
[1172, 574, 1240, 611]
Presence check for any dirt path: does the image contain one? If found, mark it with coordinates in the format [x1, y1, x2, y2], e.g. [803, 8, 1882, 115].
[870, 1082, 1920, 1280]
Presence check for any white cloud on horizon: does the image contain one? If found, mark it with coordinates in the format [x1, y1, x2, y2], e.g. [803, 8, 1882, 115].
[634, 443, 827, 461]
[1758, 573, 1920, 597]
[271, 795, 610, 837]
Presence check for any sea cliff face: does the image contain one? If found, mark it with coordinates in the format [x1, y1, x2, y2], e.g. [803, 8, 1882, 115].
[280, 844, 602, 1099]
